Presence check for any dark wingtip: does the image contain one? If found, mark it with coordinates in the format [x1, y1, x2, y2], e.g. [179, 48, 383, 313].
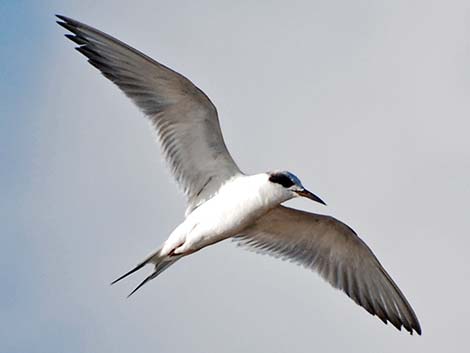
[400, 320, 421, 336]
[65, 33, 87, 45]
[55, 14, 79, 26]
[56, 15, 86, 36]
[56, 20, 77, 34]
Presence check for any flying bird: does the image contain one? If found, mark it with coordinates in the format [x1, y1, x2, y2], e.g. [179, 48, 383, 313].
[57, 15, 421, 335]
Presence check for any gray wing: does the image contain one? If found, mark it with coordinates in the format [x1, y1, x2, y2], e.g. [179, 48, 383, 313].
[57, 15, 242, 214]
[236, 206, 421, 335]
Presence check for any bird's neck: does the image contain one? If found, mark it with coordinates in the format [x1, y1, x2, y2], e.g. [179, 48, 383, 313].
[246, 173, 293, 208]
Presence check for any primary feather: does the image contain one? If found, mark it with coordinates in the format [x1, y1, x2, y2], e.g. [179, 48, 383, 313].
[57, 15, 241, 214]
[236, 206, 421, 335]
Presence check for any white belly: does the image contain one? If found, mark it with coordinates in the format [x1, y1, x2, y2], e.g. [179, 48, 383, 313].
[162, 174, 287, 255]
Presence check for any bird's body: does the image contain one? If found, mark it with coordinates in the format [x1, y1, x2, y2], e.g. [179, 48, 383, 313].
[57, 15, 422, 335]
[163, 173, 286, 256]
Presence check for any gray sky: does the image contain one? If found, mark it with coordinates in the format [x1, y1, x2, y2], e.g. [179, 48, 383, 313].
[2, 0, 470, 352]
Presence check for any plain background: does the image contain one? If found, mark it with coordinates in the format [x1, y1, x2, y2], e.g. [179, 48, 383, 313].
[2, 1, 470, 352]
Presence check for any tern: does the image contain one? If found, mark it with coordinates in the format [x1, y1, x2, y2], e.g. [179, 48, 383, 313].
[57, 15, 421, 335]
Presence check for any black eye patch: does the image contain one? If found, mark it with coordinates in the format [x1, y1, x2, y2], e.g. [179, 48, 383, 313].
[269, 173, 295, 188]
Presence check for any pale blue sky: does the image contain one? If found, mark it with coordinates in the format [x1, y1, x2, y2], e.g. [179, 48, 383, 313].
[2, 1, 470, 352]
[1, 2, 54, 351]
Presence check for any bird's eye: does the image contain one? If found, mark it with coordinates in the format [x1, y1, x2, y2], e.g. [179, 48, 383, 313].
[269, 173, 295, 188]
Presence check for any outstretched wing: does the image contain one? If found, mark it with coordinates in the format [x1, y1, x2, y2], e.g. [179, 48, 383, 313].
[236, 206, 421, 335]
[57, 15, 242, 214]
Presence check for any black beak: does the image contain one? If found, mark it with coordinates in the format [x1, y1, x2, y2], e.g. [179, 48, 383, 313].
[296, 189, 326, 205]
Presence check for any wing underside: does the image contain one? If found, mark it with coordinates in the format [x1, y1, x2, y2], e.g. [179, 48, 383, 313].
[57, 15, 242, 213]
[236, 206, 421, 335]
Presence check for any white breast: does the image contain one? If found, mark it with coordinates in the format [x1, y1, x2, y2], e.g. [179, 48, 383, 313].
[165, 173, 291, 254]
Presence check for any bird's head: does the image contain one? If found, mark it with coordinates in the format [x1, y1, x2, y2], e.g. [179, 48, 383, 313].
[268, 171, 326, 205]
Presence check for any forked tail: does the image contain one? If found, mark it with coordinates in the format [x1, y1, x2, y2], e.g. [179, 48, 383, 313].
[111, 249, 181, 297]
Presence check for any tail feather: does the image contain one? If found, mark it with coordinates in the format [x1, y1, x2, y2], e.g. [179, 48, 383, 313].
[127, 257, 180, 297]
[111, 261, 147, 285]
[111, 248, 181, 297]
[127, 272, 155, 297]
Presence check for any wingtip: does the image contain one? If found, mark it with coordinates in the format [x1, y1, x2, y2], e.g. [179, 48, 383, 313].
[378, 317, 421, 336]
[55, 14, 76, 24]
[56, 19, 75, 33]
[402, 321, 422, 336]
[55, 14, 70, 27]
[56, 15, 85, 33]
